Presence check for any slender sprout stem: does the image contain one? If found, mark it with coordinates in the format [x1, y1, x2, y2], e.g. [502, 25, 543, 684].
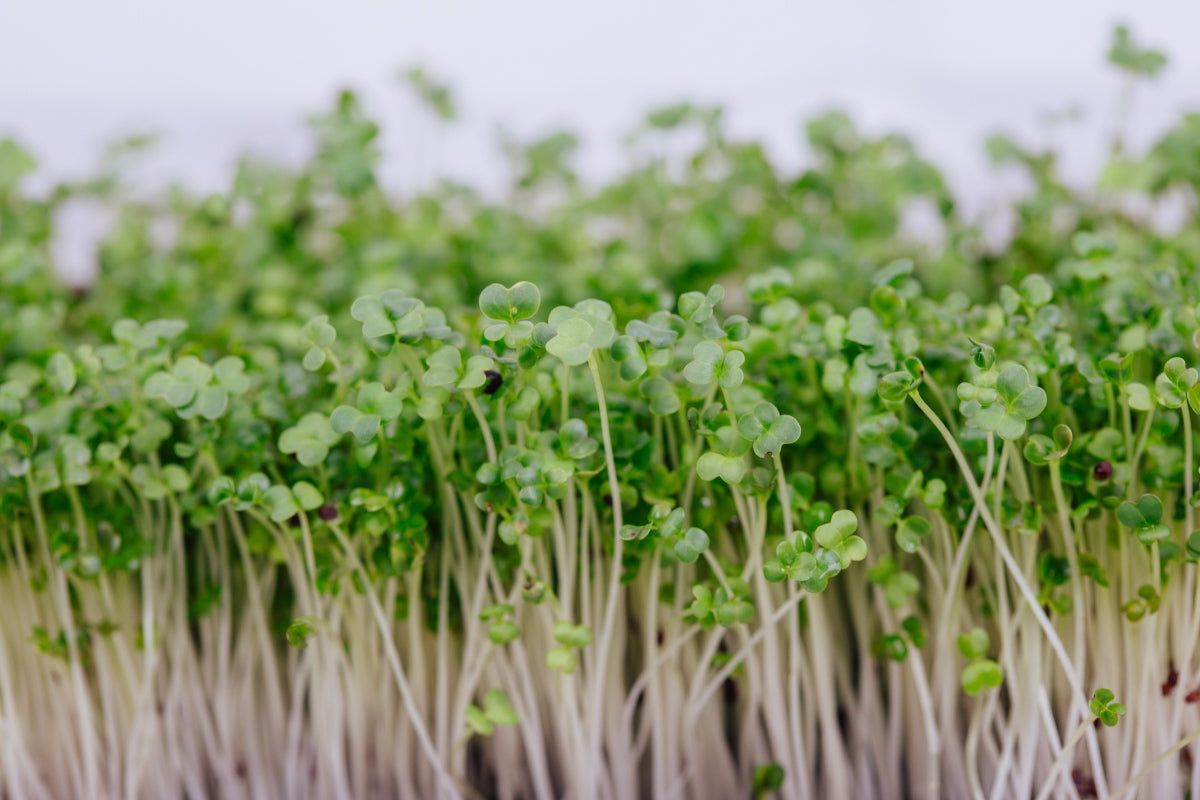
[1185, 408, 1195, 535]
[327, 521, 461, 799]
[584, 354, 625, 800]
[1033, 714, 1094, 800]
[1108, 724, 1200, 800]
[464, 391, 499, 466]
[687, 588, 808, 718]
[909, 389, 1109, 797]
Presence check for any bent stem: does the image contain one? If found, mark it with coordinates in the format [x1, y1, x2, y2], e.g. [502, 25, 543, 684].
[584, 354, 625, 800]
[1109, 724, 1200, 800]
[909, 389, 1109, 797]
[327, 521, 460, 800]
[1033, 714, 1093, 800]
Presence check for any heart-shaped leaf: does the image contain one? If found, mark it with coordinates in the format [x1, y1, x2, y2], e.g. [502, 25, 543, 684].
[673, 527, 709, 564]
[482, 688, 519, 727]
[640, 377, 681, 415]
[683, 341, 744, 388]
[263, 485, 300, 523]
[480, 282, 541, 323]
[465, 706, 494, 736]
[1117, 493, 1163, 527]
[957, 627, 989, 659]
[279, 413, 339, 466]
[961, 364, 1046, 440]
[358, 382, 404, 419]
[552, 621, 592, 649]
[678, 285, 724, 324]
[301, 314, 337, 348]
[1089, 688, 1126, 727]
[895, 515, 931, 553]
[961, 659, 1003, 695]
[1023, 425, 1072, 465]
[546, 647, 577, 673]
[292, 481, 323, 511]
[752, 413, 801, 458]
[878, 369, 920, 402]
[626, 318, 678, 349]
[715, 599, 754, 626]
[214, 356, 251, 394]
[546, 316, 615, 366]
[1156, 357, 1198, 408]
[611, 336, 648, 381]
[814, 509, 866, 567]
[1125, 381, 1153, 411]
[46, 353, 76, 395]
[558, 419, 598, 460]
[1117, 493, 1170, 544]
[696, 452, 745, 485]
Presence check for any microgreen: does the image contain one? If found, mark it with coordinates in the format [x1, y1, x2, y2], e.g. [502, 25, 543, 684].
[300, 314, 337, 370]
[465, 689, 520, 736]
[1023, 424, 1073, 465]
[1156, 357, 1199, 409]
[957, 364, 1047, 440]
[278, 412, 340, 465]
[144, 355, 250, 420]
[957, 628, 1003, 695]
[1118, 494, 1170, 545]
[480, 281, 541, 346]
[331, 381, 407, 443]
[1089, 688, 1127, 727]
[813, 509, 866, 568]
[263, 481, 325, 523]
[737, 401, 801, 458]
[3, 26, 1199, 800]
[683, 340, 745, 389]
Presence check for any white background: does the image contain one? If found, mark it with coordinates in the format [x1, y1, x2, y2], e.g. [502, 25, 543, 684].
[2, 0, 1198, 204]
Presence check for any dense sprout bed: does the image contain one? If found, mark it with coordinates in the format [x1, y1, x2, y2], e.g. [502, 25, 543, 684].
[3, 26, 1200, 800]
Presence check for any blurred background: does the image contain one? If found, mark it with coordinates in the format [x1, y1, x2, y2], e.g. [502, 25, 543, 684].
[3, 0, 1197, 202]
[1, 0, 1197, 304]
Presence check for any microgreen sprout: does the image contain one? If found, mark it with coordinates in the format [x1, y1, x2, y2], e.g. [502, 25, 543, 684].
[3, 26, 1200, 799]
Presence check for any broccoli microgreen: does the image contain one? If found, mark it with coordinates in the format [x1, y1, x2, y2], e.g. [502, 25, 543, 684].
[3, 28, 1198, 799]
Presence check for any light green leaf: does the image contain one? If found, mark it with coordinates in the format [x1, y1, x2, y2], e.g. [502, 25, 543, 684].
[279, 413, 339, 466]
[962, 659, 1003, 695]
[696, 452, 745, 484]
[1125, 381, 1153, 411]
[483, 689, 519, 726]
[47, 353, 76, 395]
[289, 482, 320, 511]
